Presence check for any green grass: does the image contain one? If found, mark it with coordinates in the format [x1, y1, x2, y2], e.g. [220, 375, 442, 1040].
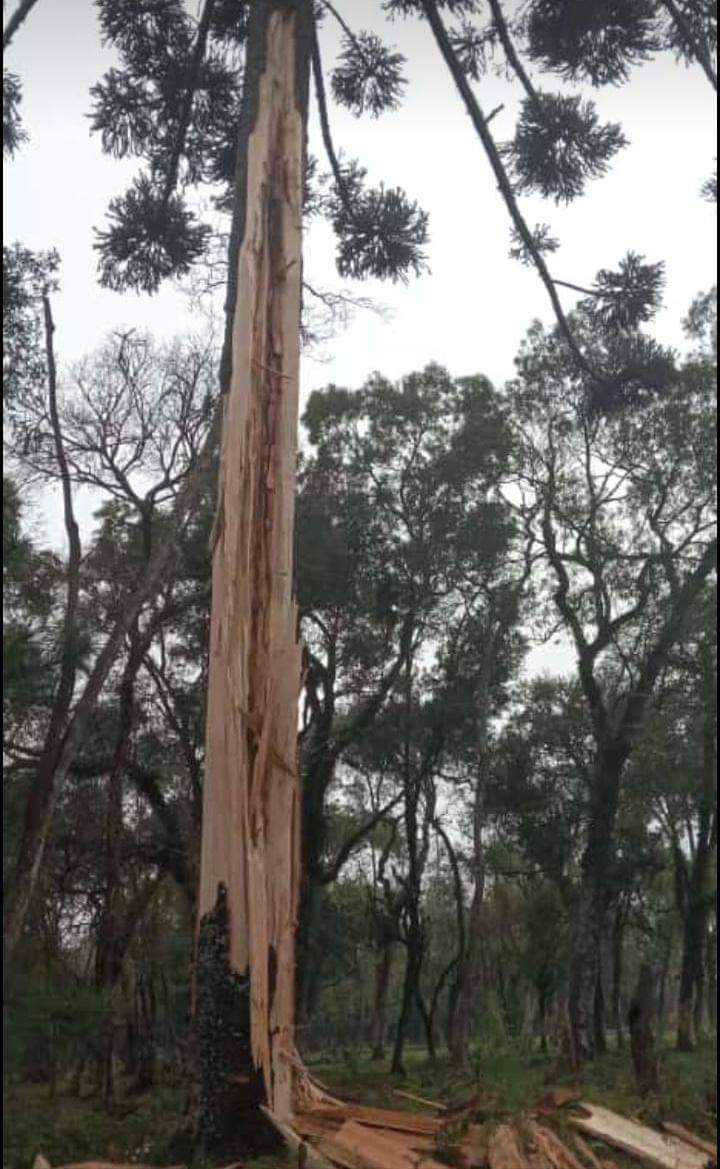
[4, 1040, 715, 1169]
[311, 1038, 717, 1135]
[1, 1079, 291, 1169]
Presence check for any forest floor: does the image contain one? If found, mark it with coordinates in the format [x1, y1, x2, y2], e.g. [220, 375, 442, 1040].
[3, 1040, 716, 1169]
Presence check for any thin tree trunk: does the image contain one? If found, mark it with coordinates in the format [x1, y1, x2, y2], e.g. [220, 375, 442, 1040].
[655, 930, 672, 1042]
[4, 293, 82, 957]
[593, 950, 607, 1055]
[611, 905, 625, 1050]
[706, 919, 717, 1032]
[195, 0, 311, 1150]
[450, 673, 493, 1067]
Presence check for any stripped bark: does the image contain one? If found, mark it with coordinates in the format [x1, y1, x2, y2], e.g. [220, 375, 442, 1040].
[196, 0, 311, 1144]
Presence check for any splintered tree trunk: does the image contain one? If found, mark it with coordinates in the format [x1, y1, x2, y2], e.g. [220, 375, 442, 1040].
[196, 0, 310, 1149]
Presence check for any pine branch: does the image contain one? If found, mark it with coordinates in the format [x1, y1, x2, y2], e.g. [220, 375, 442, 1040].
[418, 0, 597, 384]
[661, 0, 718, 90]
[3, 0, 41, 49]
[159, 0, 219, 207]
[310, 14, 358, 222]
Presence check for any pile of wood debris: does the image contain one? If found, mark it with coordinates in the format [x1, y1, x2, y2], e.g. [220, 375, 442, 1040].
[30, 1086, 718, 1169]
[279, 1081, 718, 1169]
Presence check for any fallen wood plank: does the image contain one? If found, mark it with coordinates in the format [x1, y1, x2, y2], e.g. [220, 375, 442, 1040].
[307, 1103, 442, 1136]
[570, 1103, 711, 1169]
[487, 1124, 527, 1169]
[393, 1088, 448, 1112]
[659, 1123, 717, 1163]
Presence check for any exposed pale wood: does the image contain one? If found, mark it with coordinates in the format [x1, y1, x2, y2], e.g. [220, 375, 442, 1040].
[570, 1103, 711, 1169]
[659, 1123, 717, 1162]
[305, 1103, 442, 1136]
[32, 1157, 51, 1169]
[393, 1088, 448, 1111]
[527, 1123, 587, 1169]
[260, 1105, 337, 1169]
[52, 1164, 186, 1169]
[329, 1119, 446, 1169]
[458, 1123, 486, 1169]
[198, 5, 305, 1122]
[487, 1124, 527, 1169]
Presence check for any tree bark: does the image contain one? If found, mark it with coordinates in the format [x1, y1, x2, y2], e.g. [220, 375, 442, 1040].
[677, 638, 717, 1051]
[568, 745, 623, 1061]
[629, 963, 660, 1097]
[369, 932, 394, 1061]
[195, 0, 311, 1150]
[2, 0, 41, 48]
[593, 950, 607, 1055]
[611, 904, 625, 1050]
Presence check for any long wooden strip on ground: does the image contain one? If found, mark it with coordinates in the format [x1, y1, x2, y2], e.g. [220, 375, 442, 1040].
[486, 1124, 527, 1169]
[659, 1123, 717, 1163]
[570, 1103, 712, 1169]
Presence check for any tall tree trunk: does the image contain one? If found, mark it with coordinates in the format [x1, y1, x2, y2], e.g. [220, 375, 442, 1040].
[655, 930, 672, 1042]
[450, 674, 492, 1067]
[676, 848, 715, 1051]
[568, 746, 622, 1061]
[4, 294, 81, 959]
[195, 0, 311, 1151]
[369, 935, 394, 1060]
[611, 904, 625, 1050]
[706, 918, 717, 1032]
[593, 950, 607, 1055]
[629, 963, 660, 1097]
[391, 930, 423, 1076]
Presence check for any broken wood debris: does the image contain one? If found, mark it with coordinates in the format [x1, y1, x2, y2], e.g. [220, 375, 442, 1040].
[31, 1092, 717, 1169]
[569, 1102, 713, 1169]
[658, 1122, 718, 1164]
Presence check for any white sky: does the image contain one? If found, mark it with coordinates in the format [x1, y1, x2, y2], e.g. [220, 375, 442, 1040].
[3, 0, 717, 677]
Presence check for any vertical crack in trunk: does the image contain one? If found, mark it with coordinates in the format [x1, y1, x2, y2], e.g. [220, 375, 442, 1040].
[198, 4, 306, 1130]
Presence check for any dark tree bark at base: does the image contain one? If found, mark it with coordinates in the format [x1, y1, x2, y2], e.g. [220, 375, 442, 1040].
[629, 963, 660, 1097]
[172, 885, 281, 1161]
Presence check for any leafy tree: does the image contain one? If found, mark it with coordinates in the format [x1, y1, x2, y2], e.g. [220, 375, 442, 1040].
[506, 292, 717, 1059]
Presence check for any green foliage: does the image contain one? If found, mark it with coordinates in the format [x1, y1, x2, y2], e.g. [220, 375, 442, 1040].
[3, 70, 27, 157]
[503, 93, 627, 204]
[3, 243, 59, 405]
[525, 1, 661, 86]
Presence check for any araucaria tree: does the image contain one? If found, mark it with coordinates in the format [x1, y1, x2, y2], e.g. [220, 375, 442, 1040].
[2, 0, 717, 1151]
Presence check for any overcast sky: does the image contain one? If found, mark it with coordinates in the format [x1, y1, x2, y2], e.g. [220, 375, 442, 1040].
[3, 0, 717, 676]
